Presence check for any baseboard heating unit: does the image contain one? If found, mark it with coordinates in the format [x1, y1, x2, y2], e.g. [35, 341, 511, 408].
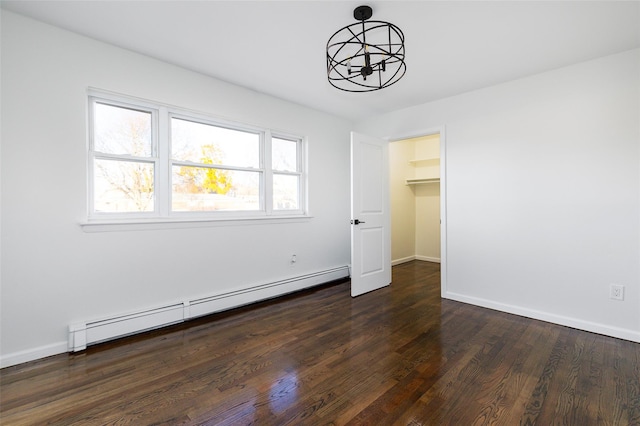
[68, 266, 350, 352]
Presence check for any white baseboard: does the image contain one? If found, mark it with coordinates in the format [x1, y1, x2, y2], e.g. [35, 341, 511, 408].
[68, 304, 186, 352]
[392, 256, 416, 266]
[187, 267, 347, 319]
[0, 341, 68, 369]
[443, 291, 640, 343]
[415, 255, 441, 263]
[67, 266, 350, 352]
[1, 266, 350, 368]
[392, 256, 441, 266]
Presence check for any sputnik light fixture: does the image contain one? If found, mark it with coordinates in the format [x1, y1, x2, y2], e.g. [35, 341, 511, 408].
[326, 5, 406, 92]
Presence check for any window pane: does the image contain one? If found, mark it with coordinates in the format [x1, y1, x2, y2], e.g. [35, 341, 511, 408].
[273, 174, 299, 210]
[272, 137, 298, 172]
[94, 159, 154, 212]
[172, 166, 260, 211]
[171, 118, 259, 168]
[93, 103, 152, 156]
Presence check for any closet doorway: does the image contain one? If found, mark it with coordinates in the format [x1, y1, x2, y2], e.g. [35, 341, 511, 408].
[389, 133, 441, 266]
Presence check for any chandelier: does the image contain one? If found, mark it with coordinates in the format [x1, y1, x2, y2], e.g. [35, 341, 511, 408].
[326, 5, 406, 92]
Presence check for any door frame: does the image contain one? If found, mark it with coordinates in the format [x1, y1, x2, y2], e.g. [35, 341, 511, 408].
[387, 125, 447, 297]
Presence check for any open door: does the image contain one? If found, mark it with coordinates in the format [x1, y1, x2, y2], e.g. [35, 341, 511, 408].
[350, 131, 391, 297]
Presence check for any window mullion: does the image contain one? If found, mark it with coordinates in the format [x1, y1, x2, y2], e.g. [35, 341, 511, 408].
[92, 153, 155, 162]
[273, 170, 302, 177]
[264, 130, 273, 215]
[171, 161, 260, 173]
[158, 107, 169, 217]
[298, 138, 305, 213]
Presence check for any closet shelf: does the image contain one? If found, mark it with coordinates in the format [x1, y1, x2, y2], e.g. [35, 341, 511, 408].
[409, 157, 439, 165]
[406, 178, 440, 185]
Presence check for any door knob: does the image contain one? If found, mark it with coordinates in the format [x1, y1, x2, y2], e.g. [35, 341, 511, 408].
[351, 219, 366, 225]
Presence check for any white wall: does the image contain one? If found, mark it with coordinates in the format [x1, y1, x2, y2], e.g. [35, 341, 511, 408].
[0, 12, 352, 365]
[357, 49, 640, 342]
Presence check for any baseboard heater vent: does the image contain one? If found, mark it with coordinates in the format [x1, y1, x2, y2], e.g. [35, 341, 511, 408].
[68, 266, 349, 352]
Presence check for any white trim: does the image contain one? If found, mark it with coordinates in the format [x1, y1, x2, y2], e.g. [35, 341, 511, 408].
[158, 106, 170, 217]
[392, 256, 440, 266]
[69, 304, 185, 352]
[0, 341, 69, 369]
[188, 267, 348, 319]
[264, 130, 273, 215]
[387, 126, 444, 144]
[68, 266, 350, 352]
[439, 127, 448, 299]
[270, 133, 306, 215]
[88, 96, 160, 219]
[87, 88, 307, 221]
[392, 256, 416, 266]
[415, 255, 441, 263]
[80, 214, 313, 232]
[444, 291, 640, 343]
[1, 266, 350, 367]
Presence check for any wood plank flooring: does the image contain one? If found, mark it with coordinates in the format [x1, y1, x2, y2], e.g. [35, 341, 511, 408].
[1, 261, 639, 425]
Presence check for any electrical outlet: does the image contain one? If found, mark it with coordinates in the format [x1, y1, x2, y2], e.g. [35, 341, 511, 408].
[610, 284, 624, 301]
[291, 254, 297, 264]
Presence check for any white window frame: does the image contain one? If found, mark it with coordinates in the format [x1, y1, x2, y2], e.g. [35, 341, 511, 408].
[168, 112, 267, 219]
[269, 133, 305, 214]
[86, 90, 308, 227]
[88, 96, 161, 220]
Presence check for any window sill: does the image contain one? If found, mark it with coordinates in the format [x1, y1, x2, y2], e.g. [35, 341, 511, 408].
[80, 215, 313, 233]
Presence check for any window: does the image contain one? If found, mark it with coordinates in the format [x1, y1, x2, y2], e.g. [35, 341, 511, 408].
[170, 117, 261, 212]
[88, 92, 306, 221]
[272, 137, 302, 211]
[90, 101, 157, 214]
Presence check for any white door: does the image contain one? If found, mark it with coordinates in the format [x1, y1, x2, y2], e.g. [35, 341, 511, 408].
[350, 131, 391, 297]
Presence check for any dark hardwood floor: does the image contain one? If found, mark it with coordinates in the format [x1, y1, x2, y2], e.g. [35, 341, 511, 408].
[1, 261, 639, 425]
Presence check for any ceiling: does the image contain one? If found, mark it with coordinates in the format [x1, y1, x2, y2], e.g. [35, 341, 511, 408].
[2, 1, 639, 121]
